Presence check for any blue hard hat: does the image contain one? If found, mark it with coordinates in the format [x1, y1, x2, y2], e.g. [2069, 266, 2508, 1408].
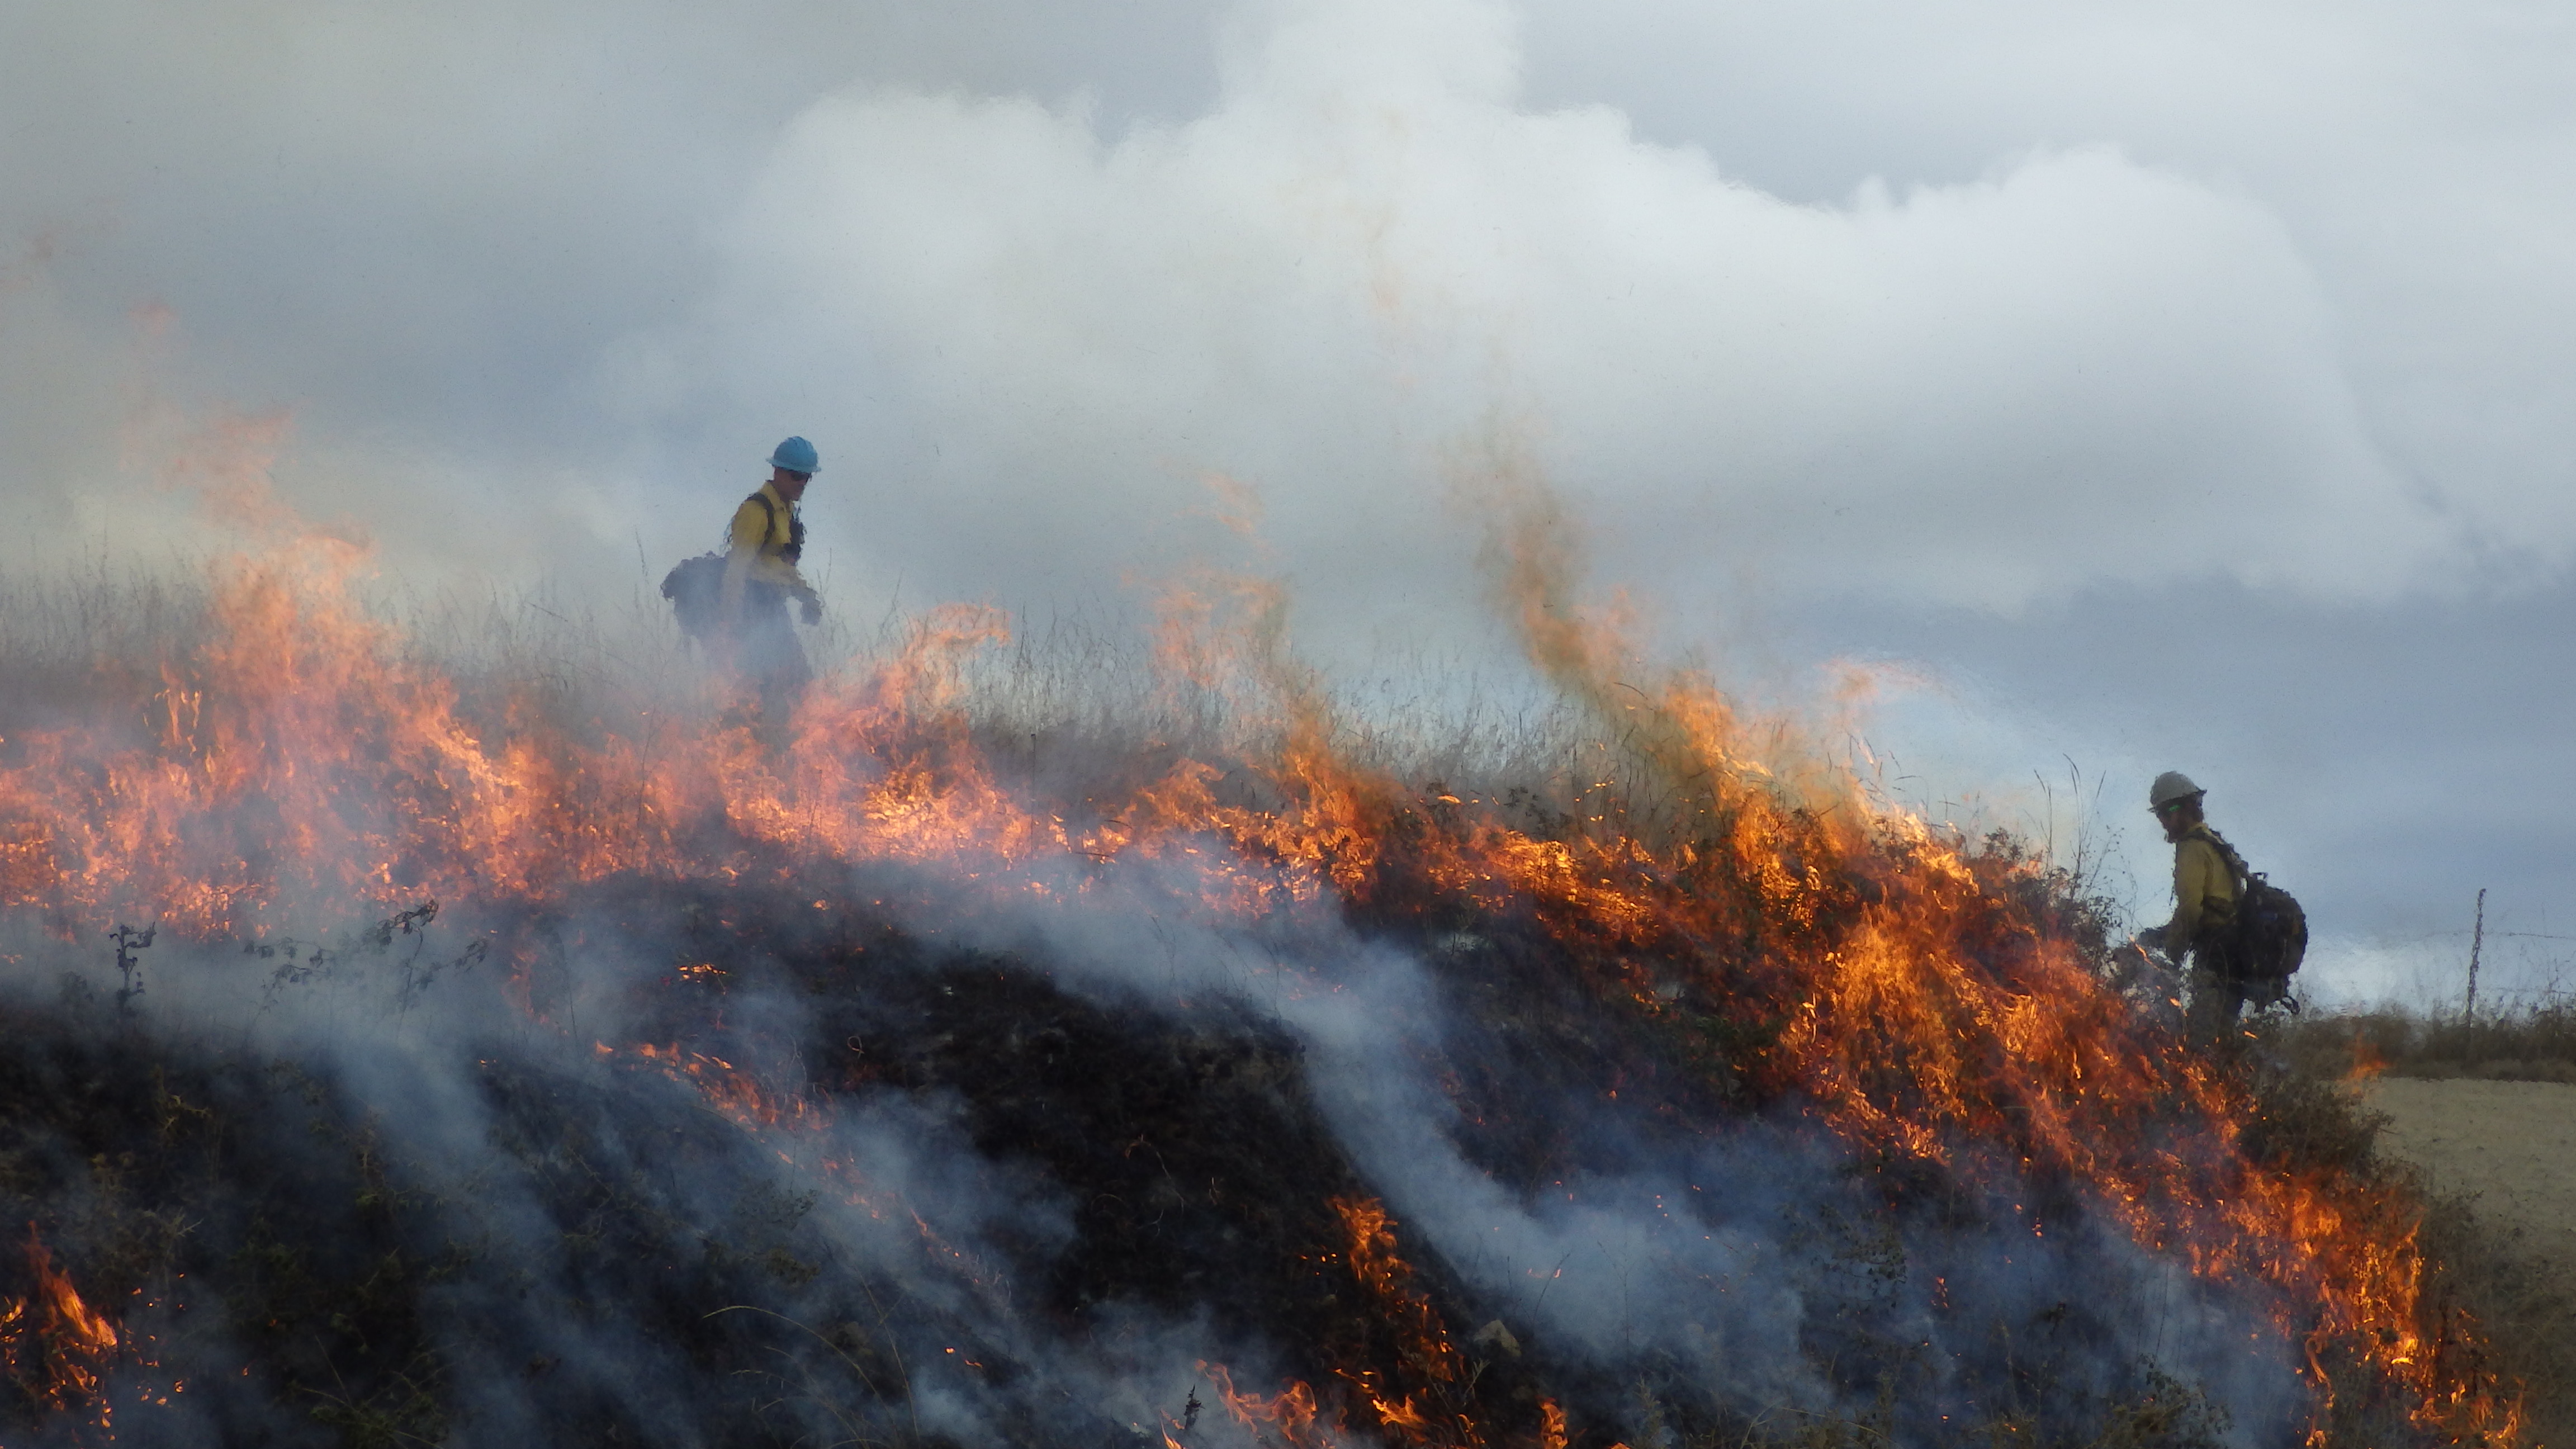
[768, 435, 820, 475]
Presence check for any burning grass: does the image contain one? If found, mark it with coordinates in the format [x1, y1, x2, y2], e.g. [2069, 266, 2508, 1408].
[0, 531, 2542, 1446]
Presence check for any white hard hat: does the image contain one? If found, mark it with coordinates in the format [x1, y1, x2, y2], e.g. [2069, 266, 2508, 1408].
[2149, 771, 2205, 810]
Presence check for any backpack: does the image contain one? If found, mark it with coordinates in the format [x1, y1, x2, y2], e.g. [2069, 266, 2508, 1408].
[659, 493, 803, 642]
[660, 552, 726, 641]
[2198, 830, 2308, 993]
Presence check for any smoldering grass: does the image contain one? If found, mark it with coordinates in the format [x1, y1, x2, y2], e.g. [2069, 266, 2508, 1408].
[706, 1301, 925, 1448]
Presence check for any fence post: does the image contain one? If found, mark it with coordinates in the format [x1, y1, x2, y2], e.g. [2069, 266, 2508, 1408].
[2465, 888, 2485, 1063]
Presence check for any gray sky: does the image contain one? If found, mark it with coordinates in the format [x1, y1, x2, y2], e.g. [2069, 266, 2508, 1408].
[6, 0, 2571, 1005]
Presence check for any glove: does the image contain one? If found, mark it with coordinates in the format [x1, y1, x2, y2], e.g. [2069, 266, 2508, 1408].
[799, 597, 822, 626]
[2134, 926, 2167, 953]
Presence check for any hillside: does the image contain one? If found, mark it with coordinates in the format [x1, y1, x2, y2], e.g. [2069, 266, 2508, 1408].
[0, 542, 2532, 1446]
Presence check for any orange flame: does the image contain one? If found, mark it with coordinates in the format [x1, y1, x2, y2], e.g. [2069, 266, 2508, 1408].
[0, 457, 2527, 1442]
[1201, 1362, 1343, 1449]
[1329, 1196, 1474, 1445]
[1, 1224, 121, 1414]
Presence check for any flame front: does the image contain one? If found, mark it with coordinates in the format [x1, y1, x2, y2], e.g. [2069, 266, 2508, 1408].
[0, 501, 2526, 1443]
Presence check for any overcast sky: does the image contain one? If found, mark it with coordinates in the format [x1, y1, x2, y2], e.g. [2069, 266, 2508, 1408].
[6, 0, 2572, 1006]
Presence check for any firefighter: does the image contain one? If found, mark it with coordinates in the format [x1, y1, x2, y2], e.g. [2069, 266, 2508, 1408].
[717, 435, 825, 728]
[2134, 771, 2246, 1038]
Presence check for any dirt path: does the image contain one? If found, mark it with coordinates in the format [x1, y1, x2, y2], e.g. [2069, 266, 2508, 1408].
[2365, 1078, 2576, 1276]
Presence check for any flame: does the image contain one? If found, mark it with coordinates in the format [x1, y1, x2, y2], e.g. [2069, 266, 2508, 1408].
[1537, 1398, 1567, 1449]
[621, 1042, 816, 1131]
[1202, 1362, 1343, 1449]
[0, 460, 2529, 1441]
[1187, 1203, 1481, 1449]
[1328, 1196, 1476, 1445]
[2, 1224, 121, 1417]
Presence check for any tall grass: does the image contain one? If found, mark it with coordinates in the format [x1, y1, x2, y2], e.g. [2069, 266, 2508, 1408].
[0, 550, 2098, 882]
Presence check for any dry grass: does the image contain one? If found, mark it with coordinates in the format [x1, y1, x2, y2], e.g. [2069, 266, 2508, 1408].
[2279, 998, 2576, 1084]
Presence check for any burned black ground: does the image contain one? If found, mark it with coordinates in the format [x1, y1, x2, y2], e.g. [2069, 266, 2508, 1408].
[0, 851, 2483, 1448]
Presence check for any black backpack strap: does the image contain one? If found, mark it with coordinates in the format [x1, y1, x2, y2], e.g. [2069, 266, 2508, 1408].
[724, 490, 777, 550]
[2196, 828, 2250, 890]
[735, 490, 804, 565]
[752, 491, 802, 561]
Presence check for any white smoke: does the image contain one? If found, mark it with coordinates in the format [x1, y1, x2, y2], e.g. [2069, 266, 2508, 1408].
[908, 848, 2309, 1441]
[640, 0, 2436, 650]
[15, 0, 2544, 632]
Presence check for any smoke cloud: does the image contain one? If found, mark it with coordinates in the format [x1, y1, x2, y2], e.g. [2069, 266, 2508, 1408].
[10, 0, 2556, 617]
[641, 0, 2441, 636]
